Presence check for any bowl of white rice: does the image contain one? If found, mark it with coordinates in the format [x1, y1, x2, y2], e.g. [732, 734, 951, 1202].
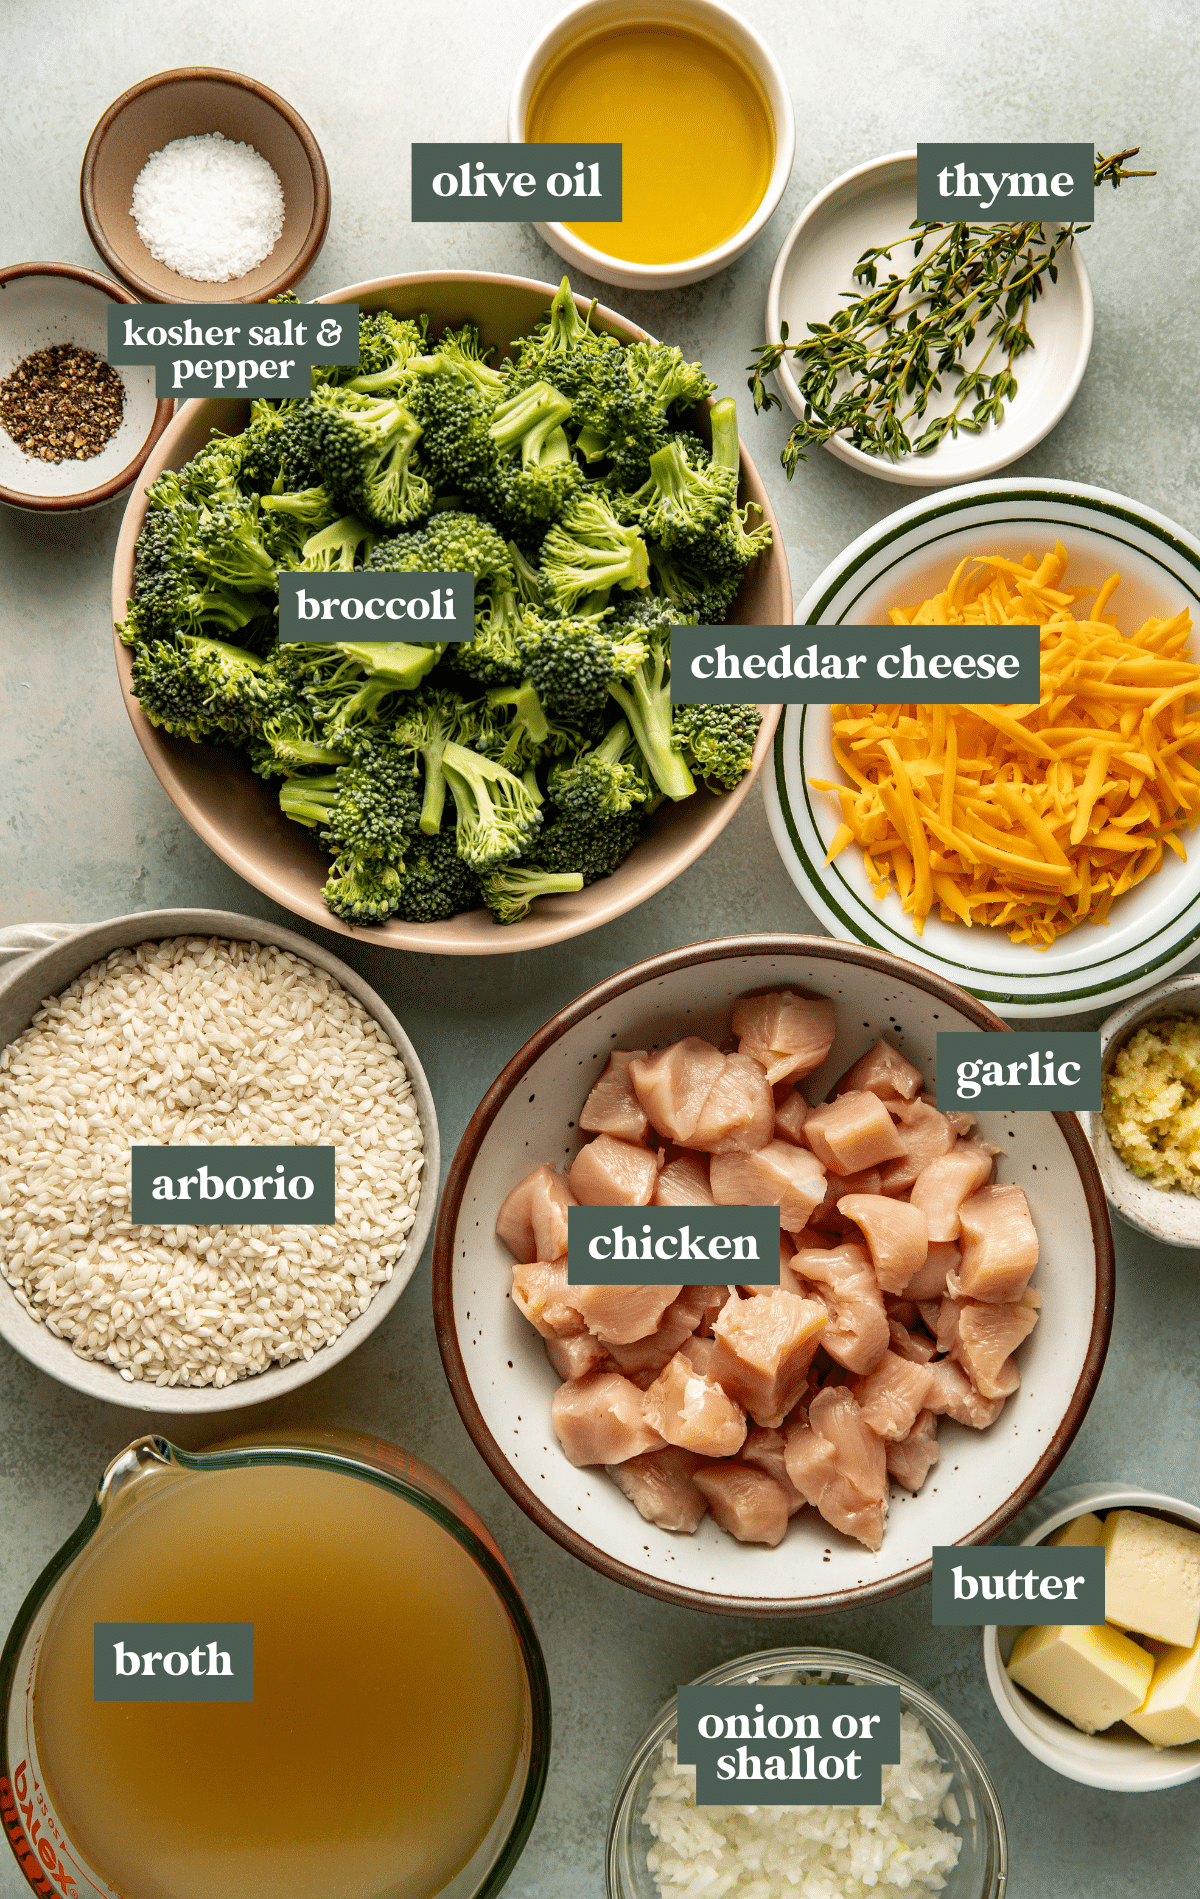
[0, 908, 438, 1412]
[607, 1648, 1006, 1899]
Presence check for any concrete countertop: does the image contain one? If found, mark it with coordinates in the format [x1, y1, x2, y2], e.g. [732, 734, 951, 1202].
[2, 2, 1198, 1893]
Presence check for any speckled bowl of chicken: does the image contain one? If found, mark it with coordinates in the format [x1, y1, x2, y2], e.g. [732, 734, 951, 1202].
[433, 935, 1114, 1614]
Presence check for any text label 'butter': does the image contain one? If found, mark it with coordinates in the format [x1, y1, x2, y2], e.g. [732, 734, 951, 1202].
[932, 1547, 1105, 1625]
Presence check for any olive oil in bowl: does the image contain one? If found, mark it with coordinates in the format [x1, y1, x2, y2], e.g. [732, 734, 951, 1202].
[25, 1455, 542, 1899]
[525, 21, 775, 267]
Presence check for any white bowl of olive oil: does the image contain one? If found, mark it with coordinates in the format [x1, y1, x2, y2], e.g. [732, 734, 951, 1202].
[508, 0, 795, 290]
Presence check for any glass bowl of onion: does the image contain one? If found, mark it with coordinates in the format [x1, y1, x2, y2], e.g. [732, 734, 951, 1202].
[606, 1647, 1006, 1899]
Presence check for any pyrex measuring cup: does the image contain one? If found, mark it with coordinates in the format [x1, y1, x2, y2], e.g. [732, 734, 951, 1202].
[1, 1430, 550, 1899]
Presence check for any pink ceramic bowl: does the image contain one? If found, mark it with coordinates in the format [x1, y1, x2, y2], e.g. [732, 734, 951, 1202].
[109, 271, 786, 954]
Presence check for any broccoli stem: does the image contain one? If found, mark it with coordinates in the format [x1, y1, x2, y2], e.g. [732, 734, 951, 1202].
[335, 641, 442, 688]
[279, 775, 338, 829]
[489, 383, 574, 467]
[488, 681, 550, 745]
[608, 652, 696, 803]
[708, 398, 741, 473]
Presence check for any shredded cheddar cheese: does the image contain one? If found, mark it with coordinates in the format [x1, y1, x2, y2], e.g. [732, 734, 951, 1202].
[813, 544, 1200, 945]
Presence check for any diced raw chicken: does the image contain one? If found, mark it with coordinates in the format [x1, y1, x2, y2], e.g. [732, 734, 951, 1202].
[887, 1317, 936, 1364]
[511, 1260, 585, 1339]
[604, 1284, 727, 1381]
[689, 1053, 776, 1154]
[953, 1184, 1039, 1303]
[569, 1133, 659, 1207]
[741, 1425, 807, 1515]
[544, 1333, 609, 1380]
[808, 1167, 884, 1232]
[710, 1140, 828, 1230]
[837, 1194, 929, 1295]
[792, 1243, 890, 1374]
[904, 1241, 960, 1302]
[934, 1297, 964, 1356]
[606, 1446, 709, 1533]
[784, 1386, 888, 1551]
[644, 1348, 748, 1458]
[579, 1050, 649, 1142]
[833, 1037, 924, 1102]
[654, 1155, 713, 1207]
[884, 1297, 919, 1326]
[944, 1110, 977, 1137]
[878, 1102, 956, 1193]
[886, 1410, 941, 1493]
[629, 1039, 727, 1143]
[709, 1290, 827, 1428]
[803, 1091, 907, 1175]
[954, 1289, 1040, 1398]
[924, 1358, 1005, 1429]
[851, 1350, 934, 1441]
[551, 1372, 665, 1466]
[495, 1164, 575, 1263]
[692, 1462, 791, 1546]
[774, 1087, 811, 1146]
[731, 991, 837, 1086]
[573, 1282, 682, 1345]
[742, 1234, 800, 1296]
[909, 1143, 995, 1242]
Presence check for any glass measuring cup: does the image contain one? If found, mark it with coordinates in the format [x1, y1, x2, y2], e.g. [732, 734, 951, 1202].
[1, 1430, 550, 1899]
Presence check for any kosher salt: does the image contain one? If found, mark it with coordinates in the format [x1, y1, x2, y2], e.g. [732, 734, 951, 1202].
[130, 131, 285, 283]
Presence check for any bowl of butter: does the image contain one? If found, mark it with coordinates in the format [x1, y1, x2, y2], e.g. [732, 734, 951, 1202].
[982, 1484, 1200, 1790]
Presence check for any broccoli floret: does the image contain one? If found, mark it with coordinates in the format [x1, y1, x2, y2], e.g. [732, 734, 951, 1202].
[167, 433, 246, 511]
[479, 863, 585, 924]
[392, 823, 482, 922]
[539, 492, 651, 612]
[516, 599, 649, 720]
[547, 716, 651, 822]
[322, 855, 405, 925]
[672, 702, 763, 792]
[507, 277, 620, 398]
[118, 508, 266, 647]
[278, 745, 421, 864]
[440, 742, 543, 872]
[285, 644, 430, 751]
[259, 483, 339, 560]
[634, 436, 739, 550]
[237, 400, 321, 493]
[693, 398, 772, 585]
[533, 808, 647, 884]
[644, 545, 738, 627]
[388, 685, 479, 834]
[408, 370, 580, 530]
[422, 323, 506, 398]
[189, 499, 278, 596]
[309, 390, 433, 529]
[344, 311, 430, 395]
[289, 514, 376, 573]
[249, 699, 349, 778]
[366, 507, 513, 591]
[606, 626, 695, 803]
[131, 634, 286, 745]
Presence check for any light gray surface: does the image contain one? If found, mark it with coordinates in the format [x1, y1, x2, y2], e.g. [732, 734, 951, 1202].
[2, 2, 1198, 1893]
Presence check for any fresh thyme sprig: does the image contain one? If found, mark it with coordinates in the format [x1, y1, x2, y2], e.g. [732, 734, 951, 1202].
[748, 148, 1154, 476]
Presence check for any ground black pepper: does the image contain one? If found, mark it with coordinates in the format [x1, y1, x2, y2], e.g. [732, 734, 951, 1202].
[0, 343, 125, 462]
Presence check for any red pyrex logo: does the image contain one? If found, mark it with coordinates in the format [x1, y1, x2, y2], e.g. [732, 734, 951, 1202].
[1, 1766, 78, 1896]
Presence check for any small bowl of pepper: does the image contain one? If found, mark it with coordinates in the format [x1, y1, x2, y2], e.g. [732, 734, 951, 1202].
[0, 262, 173, 512]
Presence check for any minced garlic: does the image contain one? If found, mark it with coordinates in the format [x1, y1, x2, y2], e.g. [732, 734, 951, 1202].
[1102, 1015, 1200, 1194]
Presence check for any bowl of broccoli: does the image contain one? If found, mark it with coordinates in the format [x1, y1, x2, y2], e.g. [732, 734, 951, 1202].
[110, 271, 788, 952]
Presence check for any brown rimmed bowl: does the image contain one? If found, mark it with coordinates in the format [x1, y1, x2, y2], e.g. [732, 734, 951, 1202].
[110, 271, 786, 953]
[80, 67, 330, 303]
[432, 934, 1114, 1615]
[0, 263, 172, 512]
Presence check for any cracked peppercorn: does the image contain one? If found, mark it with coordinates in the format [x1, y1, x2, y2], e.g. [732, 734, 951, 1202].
[0, 343, 125, 463]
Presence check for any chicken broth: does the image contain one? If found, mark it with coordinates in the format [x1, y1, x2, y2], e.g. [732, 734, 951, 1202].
[525, 24, 774, 266]
[32, 1463, 528, 1899]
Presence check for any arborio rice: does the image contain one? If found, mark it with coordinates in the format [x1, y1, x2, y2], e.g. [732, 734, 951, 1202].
[644, 1711, 962, 1899]
[0, 938, 424, 1387]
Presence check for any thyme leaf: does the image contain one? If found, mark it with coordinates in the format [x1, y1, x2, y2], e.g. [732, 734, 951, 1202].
[749, 148, 1154, 477]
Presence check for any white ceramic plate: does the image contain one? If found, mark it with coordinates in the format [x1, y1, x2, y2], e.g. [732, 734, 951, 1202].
[765, 152, 1092, 487]
[764, 479, 1200, 1019]
[434, 938, 1113, 1616]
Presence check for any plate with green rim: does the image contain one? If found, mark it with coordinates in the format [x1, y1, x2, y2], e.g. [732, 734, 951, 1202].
[763, 478, 1200, 1018]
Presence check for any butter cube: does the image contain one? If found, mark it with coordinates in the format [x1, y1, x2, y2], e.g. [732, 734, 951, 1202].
[1048, 1512, 1105, 1549]
[1007, 1622, 1153, 1733]
[1125, 1632, 1200, 1748]
[1103, 1509, 1200, 1648]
